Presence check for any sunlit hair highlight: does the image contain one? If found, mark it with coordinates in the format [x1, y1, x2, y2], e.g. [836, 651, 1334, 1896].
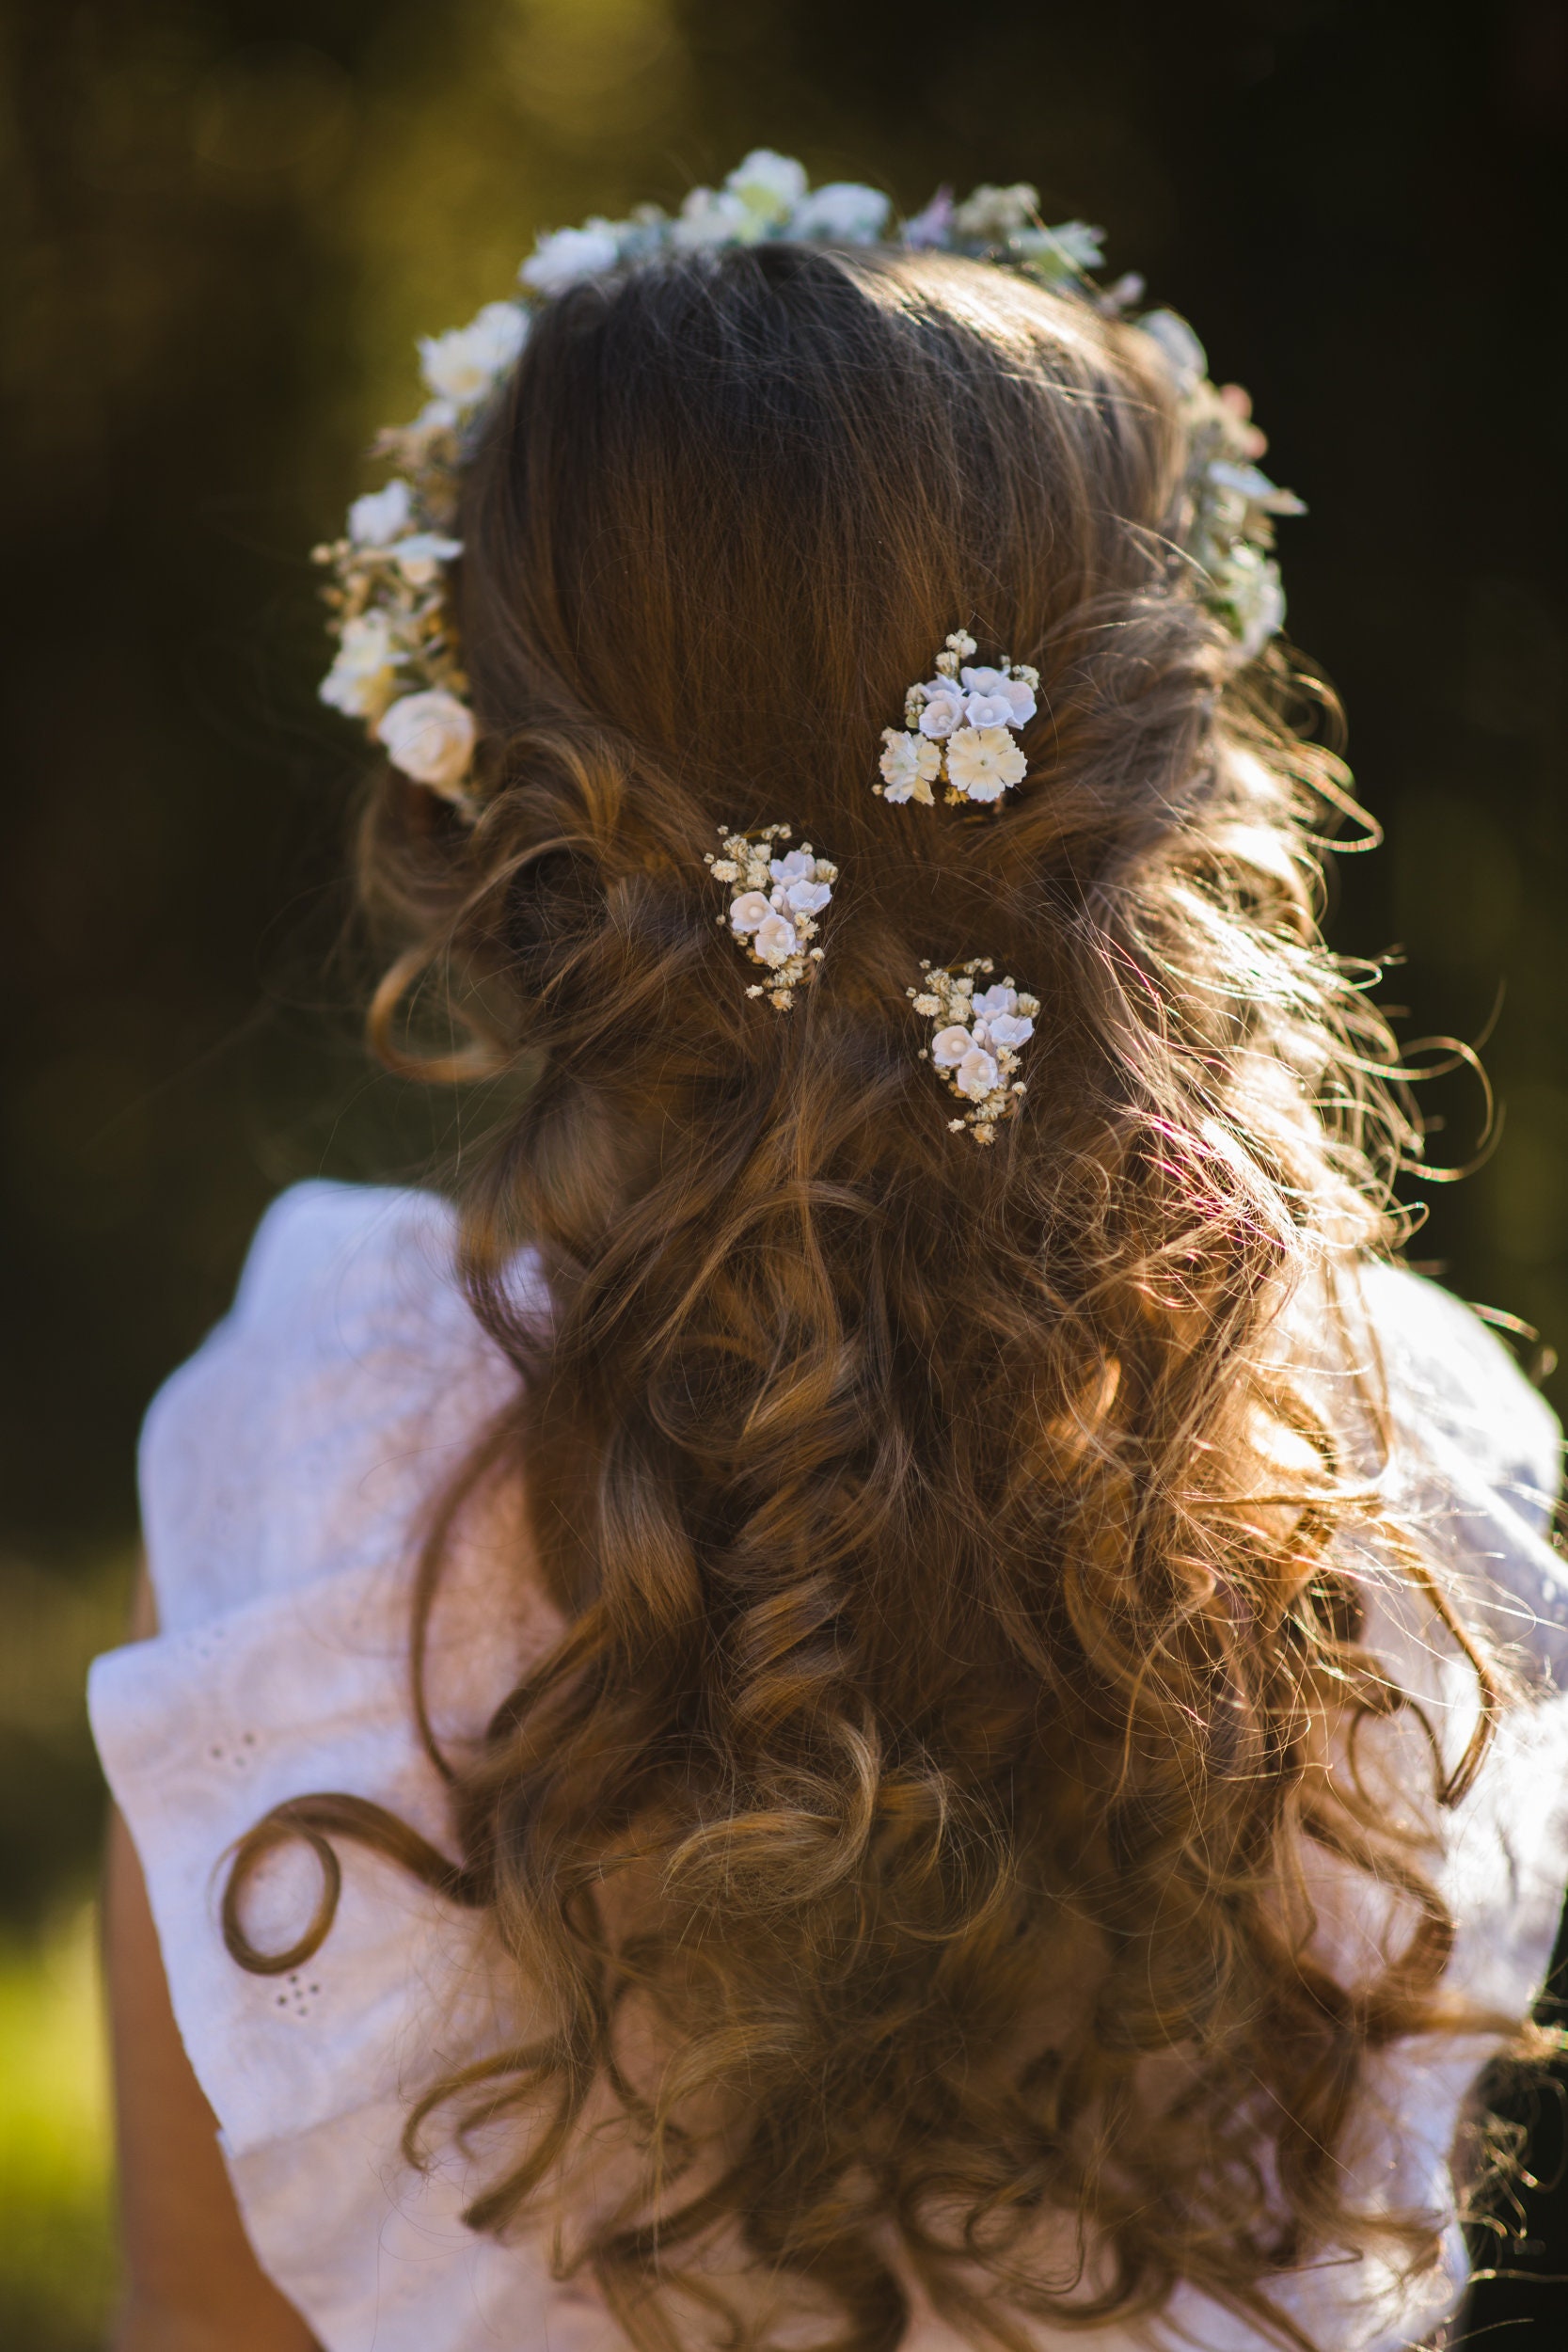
[229, 244, 1534, 2351]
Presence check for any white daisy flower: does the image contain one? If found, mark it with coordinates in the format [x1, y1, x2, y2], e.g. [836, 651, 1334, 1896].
[945, 725, 1028, 801]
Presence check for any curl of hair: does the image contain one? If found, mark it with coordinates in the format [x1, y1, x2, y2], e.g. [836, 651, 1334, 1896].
[228, 246, 1544, 2351]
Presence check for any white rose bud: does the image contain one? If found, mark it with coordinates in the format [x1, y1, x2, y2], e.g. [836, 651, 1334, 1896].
[375, 690, 477, 794]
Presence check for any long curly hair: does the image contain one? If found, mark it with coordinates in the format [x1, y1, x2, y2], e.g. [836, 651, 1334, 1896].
[230, 245, 1522, 2351]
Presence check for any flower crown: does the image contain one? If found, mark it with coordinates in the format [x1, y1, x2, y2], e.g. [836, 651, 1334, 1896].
[313, 151, 1303, 811]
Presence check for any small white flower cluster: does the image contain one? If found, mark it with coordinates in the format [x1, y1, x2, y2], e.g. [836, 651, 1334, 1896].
[311, 301, 531, 801]
[706, 826, 836, 1010]
[909, 961, 1039, 1144]
[314, 151, 1304, 805]
[878, 633, 1039, 807]
[522, 151, 893, 292]
[1134, 310, 1306, 663]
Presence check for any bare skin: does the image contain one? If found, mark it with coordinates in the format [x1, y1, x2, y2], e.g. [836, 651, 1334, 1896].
[104, 1570, 319, 2352]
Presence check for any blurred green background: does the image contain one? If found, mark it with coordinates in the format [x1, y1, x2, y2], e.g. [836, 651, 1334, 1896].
[3, 0, 1565, 2342]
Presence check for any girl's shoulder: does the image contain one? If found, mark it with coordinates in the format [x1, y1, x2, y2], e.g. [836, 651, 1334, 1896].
[89, 1183, 573, 2351]
[1357, 1256, 1561, 1533]
[1338, 1259, 1568, 1680]
[138, 1180, 529, 1635]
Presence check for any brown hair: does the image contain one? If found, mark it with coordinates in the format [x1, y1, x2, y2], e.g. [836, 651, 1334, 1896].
[231, 244, 1521, 2349]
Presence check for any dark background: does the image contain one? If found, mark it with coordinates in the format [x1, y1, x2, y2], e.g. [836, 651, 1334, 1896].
[3, 0, 1566, 2341]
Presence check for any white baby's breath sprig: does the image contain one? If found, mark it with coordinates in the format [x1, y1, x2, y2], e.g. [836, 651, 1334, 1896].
[878, 639, 1037, 807]
[910, 960, 1039, 1143]
[706, 825, 836, 1010]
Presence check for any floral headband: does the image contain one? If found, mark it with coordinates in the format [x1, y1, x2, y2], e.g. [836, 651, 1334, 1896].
[312, 150, 1303, 814]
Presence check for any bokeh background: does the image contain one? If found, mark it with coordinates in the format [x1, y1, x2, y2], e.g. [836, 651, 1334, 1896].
[4, 0, 1567, 2341]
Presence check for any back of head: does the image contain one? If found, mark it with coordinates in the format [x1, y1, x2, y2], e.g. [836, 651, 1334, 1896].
[334, 239, 1459, 2349]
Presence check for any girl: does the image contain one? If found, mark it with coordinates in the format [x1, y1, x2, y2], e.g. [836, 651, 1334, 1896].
[92, 156, 1568, 2352]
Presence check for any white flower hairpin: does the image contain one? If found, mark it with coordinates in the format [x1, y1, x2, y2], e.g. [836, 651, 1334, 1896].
[910, 961, 1039, 1143]
[877, 633, 1040, 807]
[707, 827, 836, 1010]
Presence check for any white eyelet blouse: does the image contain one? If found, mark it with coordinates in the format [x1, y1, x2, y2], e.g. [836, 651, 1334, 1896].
[89, 1182, 1568, 2352]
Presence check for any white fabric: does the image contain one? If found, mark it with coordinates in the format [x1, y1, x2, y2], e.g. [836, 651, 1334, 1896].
[88, 1182, 1568, 2352]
